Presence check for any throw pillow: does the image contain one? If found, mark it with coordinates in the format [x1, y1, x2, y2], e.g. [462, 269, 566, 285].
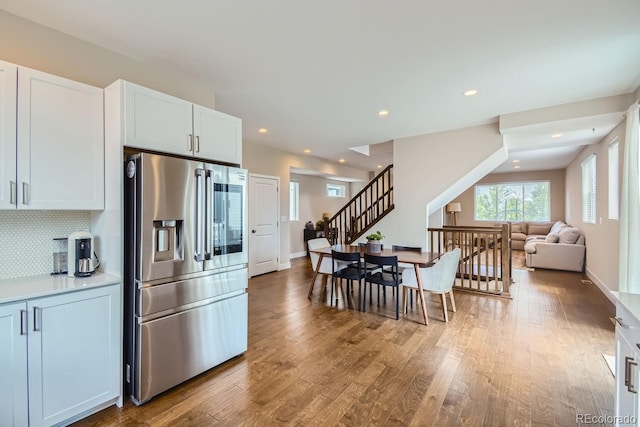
[558, 227, 581, 244]
[545, 233, 559, 243]
[511, 223, 523, 233]
[550, 220, 567, 234]
[528, 223, 552, 235]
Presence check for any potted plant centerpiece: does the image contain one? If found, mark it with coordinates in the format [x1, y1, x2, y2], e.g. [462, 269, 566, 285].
[366, 230, 384, 253]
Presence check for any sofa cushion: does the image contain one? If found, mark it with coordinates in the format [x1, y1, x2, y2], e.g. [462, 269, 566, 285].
[528, 223, 552, 235]
[558, 227, 581, 244]
[550, 220, 567, 234]
[576, 235, 585, 245]
[545, 233, 559, 243]
[526, 235, 546, 242]
[524, 242, 537, 254]
[511, 223, 524, 233]
[512, 232, 527, 241]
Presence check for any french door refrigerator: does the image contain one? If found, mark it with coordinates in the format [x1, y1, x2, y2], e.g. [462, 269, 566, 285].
[123, 152, 248, 405]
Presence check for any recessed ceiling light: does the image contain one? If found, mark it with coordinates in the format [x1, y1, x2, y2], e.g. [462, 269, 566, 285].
[339, 159, 345, 163]
[378, 110, 389, 117]
[304, 149, 311, 154]
[512, 159, 520, 163]
[377, 164, 383, 169]
[551, 133, 563, 138]
[258, 128, 268, 134]
[514, 165, 521, 169]
[463, 89, 478, 96]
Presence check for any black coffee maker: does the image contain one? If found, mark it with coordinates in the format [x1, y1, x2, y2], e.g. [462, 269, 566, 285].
[67, 231, 99, 277]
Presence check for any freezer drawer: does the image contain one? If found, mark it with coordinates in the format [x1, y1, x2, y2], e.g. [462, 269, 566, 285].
[137, 268, 247, 317]
[132, 292, 248, 404]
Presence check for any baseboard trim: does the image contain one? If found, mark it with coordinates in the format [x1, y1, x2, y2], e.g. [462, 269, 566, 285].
[278, 262, 292, 271]
[585, 267, 616, 306]
[290, 251, 307, 259]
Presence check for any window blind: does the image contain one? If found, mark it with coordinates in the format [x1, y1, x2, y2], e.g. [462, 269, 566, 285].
[582, 154, 596, 224]
[608, 140, 619, 220]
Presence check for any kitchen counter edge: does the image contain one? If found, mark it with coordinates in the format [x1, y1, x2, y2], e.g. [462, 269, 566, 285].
[0, 272, 121, 304]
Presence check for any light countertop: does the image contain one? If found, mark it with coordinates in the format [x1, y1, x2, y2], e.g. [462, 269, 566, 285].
[0, 272, 121, 304]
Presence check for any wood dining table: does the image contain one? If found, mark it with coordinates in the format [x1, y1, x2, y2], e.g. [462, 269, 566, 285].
[307, 244, 442, 325]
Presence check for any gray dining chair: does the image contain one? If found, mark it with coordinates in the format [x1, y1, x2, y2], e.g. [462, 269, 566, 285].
[401, 248, 461, 322]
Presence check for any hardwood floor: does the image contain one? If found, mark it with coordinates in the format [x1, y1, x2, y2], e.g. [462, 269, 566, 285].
[75, 259, 616, 426]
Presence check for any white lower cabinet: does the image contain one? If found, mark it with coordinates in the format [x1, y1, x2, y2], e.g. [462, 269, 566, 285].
[0, 302, 29, 426]
[615, 300, 640, 426]
[0, 284, 120, 427]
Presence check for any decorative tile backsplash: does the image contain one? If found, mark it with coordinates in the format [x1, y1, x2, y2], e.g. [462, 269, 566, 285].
[0, 211, 91, 280]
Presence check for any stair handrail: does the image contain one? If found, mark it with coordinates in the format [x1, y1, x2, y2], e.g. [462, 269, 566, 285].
[324, 164, 394, 245]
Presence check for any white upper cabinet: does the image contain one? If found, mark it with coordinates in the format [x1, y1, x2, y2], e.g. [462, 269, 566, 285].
[193, 105, 242, 165]
[0, 61, 104, 210]
[17, 67, 104, 210]
[117, 80, 242, 165]
[123, 81, 193, 156]
[0, 61, 17, 209]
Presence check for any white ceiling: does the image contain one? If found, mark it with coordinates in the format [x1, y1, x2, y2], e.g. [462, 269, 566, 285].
[2, 1, 639, 174]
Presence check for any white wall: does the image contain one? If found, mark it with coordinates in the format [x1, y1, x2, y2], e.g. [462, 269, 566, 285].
[289, 173, 354, 255]
[374, 123, 506, 249]
[566, 120, 625, 294]
[243, 141, 369, 268]
[0, 11, 215, 107]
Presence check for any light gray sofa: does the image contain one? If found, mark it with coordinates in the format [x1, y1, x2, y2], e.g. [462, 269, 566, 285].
[510, 221, 556, 251]
[520, 220, 586, 272]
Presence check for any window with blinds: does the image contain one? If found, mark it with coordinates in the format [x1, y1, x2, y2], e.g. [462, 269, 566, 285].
[289, 181, 299, 221]
[581, 154, 596, 224]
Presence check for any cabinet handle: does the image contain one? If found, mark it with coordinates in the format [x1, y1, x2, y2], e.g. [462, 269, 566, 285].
[20, 310, 27, 335]
[10, 181, 16, 205]
[611, 317, 630, 328]
[627, 357, 638, 393]
[195, 136, 200, 153]
[22, 182, 30, 205]
[32, 306, 41, 332]
[188, 134, 194, 151]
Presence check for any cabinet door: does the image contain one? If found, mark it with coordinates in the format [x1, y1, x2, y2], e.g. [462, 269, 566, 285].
[193, 105, 242, 165]
[616, 327, 640, 426]
[0, 302, 29, 426]
[27, 285, 120, 427]
[123, 81, 194, 155]
[17, 67, 104, 210]
[0, 60, 17, 209]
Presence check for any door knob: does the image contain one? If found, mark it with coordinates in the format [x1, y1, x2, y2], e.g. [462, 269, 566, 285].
[252, 229, 256, 233]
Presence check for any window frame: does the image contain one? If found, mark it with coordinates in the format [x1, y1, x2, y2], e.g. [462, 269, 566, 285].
[326, 183, 346, 198]
[289, 180, 299, 221]
[473, 180, 551, 222]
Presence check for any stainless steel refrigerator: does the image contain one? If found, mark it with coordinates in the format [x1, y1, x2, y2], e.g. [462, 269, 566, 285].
[123, 152, 248, 405]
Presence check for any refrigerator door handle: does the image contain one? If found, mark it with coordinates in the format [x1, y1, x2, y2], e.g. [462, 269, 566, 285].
[204, 170, 213, 260]
[194, 168, 205, 262]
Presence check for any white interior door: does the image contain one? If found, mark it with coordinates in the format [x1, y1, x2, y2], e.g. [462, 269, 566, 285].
[249, 174, 279, 277]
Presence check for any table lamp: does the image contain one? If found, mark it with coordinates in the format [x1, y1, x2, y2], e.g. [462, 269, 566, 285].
[446, 203, 462, 225]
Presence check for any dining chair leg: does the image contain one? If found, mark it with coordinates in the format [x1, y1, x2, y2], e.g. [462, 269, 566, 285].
[394, 286, 399, 320]
[362, 281, 367, 313]
[330, 276, 335, 303]
[441, 293, 449, 322]
[401, 288, 407, 314]
[449, 290, 457, 312]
